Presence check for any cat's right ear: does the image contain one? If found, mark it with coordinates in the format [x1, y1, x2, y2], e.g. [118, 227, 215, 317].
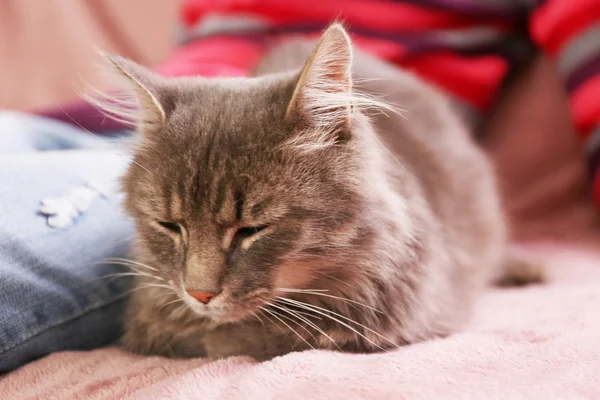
[90, 51, 167, 129]
[285, 23, 354, 143]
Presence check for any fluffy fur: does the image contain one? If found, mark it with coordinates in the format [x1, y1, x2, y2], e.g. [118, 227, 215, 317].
[95, 24, 526, 360]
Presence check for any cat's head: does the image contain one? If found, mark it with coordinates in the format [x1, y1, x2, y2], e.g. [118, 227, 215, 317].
[98, 24, 383, 323]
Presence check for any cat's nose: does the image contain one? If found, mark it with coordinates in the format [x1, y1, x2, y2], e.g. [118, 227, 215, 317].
[186, 290, 219, 304]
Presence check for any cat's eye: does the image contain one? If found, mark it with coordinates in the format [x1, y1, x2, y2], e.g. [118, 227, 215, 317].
[158, 221, 182, 234]
[230, 225, 268, 250]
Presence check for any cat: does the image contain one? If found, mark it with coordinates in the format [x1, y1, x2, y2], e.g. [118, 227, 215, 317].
[92, 23, 542, 360]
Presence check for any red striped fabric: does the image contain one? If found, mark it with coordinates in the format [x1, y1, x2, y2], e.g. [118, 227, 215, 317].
[172, 0, 600, 210]
[571, 75, 600, 138]
[530, 0, 600, 57]
[181, 0, 489, 31]
[531, 0, 600, 136]
[174, 0, 515, 110]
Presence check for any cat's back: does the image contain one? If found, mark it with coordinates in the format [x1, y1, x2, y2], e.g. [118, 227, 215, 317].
[257, 39, 506, 280]
[255, 38, 485, 188]
[256, 39, 502, 224]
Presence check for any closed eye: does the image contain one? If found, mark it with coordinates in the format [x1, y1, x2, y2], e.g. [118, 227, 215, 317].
[158, 221, 182, 234]
[230, 225, 268, 250]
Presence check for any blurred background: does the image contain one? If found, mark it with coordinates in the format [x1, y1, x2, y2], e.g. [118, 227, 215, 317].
[0, 0, 180, 111]
[0, 0, 598, 243]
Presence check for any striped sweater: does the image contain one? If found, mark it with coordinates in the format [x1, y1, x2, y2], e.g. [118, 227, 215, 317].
[42, 0, 600, 208]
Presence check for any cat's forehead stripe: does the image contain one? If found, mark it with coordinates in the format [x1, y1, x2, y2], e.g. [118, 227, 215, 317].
[169, 189, 183, 220]
[215, 186, 237, 225]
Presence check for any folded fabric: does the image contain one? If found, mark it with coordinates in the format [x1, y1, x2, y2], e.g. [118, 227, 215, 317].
[2, 242, 599, 399]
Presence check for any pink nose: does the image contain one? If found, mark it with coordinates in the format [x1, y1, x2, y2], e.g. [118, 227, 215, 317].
[186, 290, 218, 304]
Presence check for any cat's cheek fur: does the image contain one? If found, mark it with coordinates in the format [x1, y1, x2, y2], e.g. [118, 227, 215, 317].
[120, 284, 210, 358]
[136, 228, 182, 274]
[272, 260, 318, 290]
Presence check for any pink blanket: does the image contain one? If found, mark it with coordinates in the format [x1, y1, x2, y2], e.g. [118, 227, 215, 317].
[2, 242, 599, 399]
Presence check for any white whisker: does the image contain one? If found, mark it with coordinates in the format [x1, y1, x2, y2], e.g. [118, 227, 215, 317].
[60, 108, 151, 174]
[92, 271, 165, 282]
[285, 308, 322, 320]
[277, 288, 384, 314]
[159, 297, 185, 312]
[137, 283, 173, 290]
[313, 270, 358, 291]
[261, 308, 314, 350]
[268, 302, 342, 350]
[277, 296, 397, 350]
[258, 309, 280, 331]
[267, 307, 318, 344]
[101, 258, 159, 271]
[258, 293, 322, 321]
[172, 301, 189, 316]
[113, 234, 136, 246]
[154, 289, 177, 303]
[266, 304, 317, 342]
[250, 310, 265, 327]
[125, 282, 173, 296]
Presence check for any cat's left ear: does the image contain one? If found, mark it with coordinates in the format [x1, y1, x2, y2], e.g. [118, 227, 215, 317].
[95, 52, 167, 129]
[286, 23, 354, 142]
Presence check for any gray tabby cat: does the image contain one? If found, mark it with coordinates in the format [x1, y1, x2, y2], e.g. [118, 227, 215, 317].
[95, 24, 541, 360]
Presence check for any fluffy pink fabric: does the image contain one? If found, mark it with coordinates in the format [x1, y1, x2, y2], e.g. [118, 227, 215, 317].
[2, 242, 599, 400]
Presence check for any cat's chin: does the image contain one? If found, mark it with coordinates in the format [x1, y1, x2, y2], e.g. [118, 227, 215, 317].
[177, 287, 270, 326]
[211, 310, 256, 325]
[183, 300, 258, 325]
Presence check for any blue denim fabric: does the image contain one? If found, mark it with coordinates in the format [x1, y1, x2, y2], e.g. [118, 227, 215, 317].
[0, 112, 135, 372]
